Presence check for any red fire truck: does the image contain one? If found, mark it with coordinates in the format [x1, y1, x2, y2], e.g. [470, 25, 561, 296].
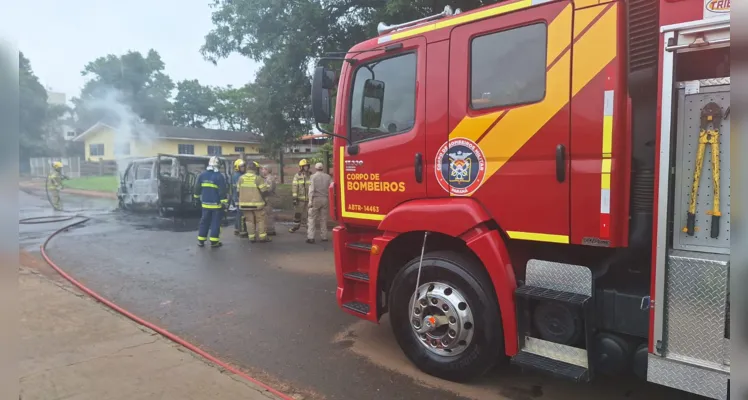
[311, 0, 730, 398]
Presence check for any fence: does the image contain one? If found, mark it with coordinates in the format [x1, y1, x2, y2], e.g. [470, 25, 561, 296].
[29, 157, 81, 179]
[241, 152, 332, 184]
[28, 157, 121, 178]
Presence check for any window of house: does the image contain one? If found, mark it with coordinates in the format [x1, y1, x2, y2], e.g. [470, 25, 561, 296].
[89, 144, 104, 157]
[115, 142, 130, 156]
[207, 145, 222, 156]
[234, 146, 245, 153]
[470, 23, 547, 110]
[66, 131, 76, 139]
[349, 52, 417, 143]
[178, 144, 195, 155]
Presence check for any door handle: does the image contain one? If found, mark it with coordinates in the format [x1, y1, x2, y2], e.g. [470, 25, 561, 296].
[414, 153, 423, 183]
[555, 144, 566, 183]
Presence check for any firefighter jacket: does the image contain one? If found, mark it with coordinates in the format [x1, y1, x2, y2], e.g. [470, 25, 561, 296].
[48, 171, 64, 190]
[308, 171, 332, 203]
[232, 171, 244, 202]
[291, 171, 311, 201]
[194, 169, 228, 209]
[238, 172, 269, 209]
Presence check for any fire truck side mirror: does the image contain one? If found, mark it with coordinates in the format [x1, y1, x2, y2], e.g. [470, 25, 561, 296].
[361, 78, 385, 129]
[312, 66, 336, 124]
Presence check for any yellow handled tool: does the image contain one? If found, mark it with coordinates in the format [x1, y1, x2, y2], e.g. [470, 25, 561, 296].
[684, 102, 722, 238]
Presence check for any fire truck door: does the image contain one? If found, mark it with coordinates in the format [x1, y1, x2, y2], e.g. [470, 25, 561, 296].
[446, 1, 573, 243]
[339, 36, 427, 225]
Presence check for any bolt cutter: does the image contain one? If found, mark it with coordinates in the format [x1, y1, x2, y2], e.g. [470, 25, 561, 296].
[684, 102, 722, 238]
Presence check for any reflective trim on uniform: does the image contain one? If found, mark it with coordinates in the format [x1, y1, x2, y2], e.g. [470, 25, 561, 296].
[197, 236, 207, 241]
[239, 201, 264, 207]
[259, 233, 267, 239]
[221, 199, 228, 204]
[202, 203, 222, 209]
[209, 237, 220, 242]
[240, 182, 258, 188]
[193, 194, 200, 198]
[202, 182, 219, 189]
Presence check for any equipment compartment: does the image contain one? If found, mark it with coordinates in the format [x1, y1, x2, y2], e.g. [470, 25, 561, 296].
[672, 78, 730, 254]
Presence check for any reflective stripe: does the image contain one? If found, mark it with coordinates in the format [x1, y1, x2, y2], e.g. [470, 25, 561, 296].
[202, 203, 222, 209]
[221, 199, 228, 204]
[239, 202, 264, 207]
[202, 182, 219, 189]
[197, 236, 207, 241]
[209, 237, 220, 242]
[240, 183, 258, 188]
[506, 231, 570, 244]
[193, 194, 200, 198]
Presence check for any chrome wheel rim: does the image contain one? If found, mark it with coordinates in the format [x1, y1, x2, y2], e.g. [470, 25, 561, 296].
[408, 281, 474, 357]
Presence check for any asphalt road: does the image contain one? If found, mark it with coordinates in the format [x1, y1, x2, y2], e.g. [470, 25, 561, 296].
[18, 190, 685, 400]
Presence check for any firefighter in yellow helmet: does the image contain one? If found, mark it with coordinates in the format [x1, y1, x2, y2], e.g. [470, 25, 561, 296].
[48, 161, 67, 211]
[289, 159, 311, 233]
[232, 159, 248, 237]
[238, 161, 271, 242]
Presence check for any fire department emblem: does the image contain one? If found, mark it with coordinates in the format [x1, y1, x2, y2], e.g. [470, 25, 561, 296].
[435, 138, 486, 196]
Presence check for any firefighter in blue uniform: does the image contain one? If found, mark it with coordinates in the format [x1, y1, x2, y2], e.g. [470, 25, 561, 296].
[194, 156, 228, 248]
[232, 158, 248, 238]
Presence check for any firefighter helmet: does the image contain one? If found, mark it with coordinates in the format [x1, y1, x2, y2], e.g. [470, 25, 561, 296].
[234, 159, 245, 171]
[299, 159, 309, 167]
[52, 161, 63, 170]
[208, 156, 220, 170]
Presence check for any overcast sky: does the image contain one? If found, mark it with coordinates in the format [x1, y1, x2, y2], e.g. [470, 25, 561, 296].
[5, 0, 260, 102]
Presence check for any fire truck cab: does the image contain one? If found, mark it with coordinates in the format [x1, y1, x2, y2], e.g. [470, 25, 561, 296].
[311, 0, 730, 398]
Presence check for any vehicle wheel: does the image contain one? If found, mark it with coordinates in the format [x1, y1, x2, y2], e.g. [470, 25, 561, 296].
[389, 250, 504, 382]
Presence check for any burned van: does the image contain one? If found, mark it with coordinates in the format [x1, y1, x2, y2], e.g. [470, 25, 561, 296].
[117, 154, 230, 215]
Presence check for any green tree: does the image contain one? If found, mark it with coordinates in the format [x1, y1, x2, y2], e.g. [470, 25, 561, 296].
[19, 52, 49, 160]
[172, 79, 216, 128]
[73, 49, 174, 129]
[213, 85, 252, 131]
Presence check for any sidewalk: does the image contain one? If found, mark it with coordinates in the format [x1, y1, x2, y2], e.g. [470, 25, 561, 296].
[19, 266, 282, 400]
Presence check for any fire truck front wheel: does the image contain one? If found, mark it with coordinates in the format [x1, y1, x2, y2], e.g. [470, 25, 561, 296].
[389, 250, 503, 382]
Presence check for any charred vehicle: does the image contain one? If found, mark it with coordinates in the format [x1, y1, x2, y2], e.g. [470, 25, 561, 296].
[117, 154, 231, 215]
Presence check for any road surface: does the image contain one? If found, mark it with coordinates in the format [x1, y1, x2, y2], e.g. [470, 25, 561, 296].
[19, 189, 684, 400]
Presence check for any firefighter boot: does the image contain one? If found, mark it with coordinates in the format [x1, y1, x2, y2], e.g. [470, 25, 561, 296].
[306, 239, 315, 244]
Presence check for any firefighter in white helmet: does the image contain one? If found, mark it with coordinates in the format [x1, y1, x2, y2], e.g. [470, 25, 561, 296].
[306, 162, 332, 244]
[232, 158, 248, 237]
[289, 159, 311, 233]
[194, 156, 228, 248]
[48, 161, 67, 211]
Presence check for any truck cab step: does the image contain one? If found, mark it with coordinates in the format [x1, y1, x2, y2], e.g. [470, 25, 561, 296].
[511, 351, 589, 382]
[343, 271, 370, 282]
[515, 285, 589, 306]
[346, 242, 372, 252]
[342, 301, 370, 315]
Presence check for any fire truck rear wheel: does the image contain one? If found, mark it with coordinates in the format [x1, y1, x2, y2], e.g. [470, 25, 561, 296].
[389, 250, 503, 382]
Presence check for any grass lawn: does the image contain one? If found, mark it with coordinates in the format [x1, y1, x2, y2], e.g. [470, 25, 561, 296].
[65, 175, 119, 193]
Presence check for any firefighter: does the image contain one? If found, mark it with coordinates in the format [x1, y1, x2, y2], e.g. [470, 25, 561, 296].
[238, 161, 271, 243]
[194, 156, 229, 248]
[261, 165, 278, 236]
[48, 161, 67, 211]
[306, 162, 332, 244]
[232, 159, 248, 237]
[289, 159, 311, 233]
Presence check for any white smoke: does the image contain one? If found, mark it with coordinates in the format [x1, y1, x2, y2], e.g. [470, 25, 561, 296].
[78, 88, 160, 176]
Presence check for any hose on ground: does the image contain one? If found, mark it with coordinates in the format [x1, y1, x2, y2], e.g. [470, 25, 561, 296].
[20, 215, 293, 400]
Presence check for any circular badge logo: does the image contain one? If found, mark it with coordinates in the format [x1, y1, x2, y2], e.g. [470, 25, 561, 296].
[435, 138, 486, 196]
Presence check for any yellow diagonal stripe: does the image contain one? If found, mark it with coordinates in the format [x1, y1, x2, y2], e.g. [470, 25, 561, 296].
[477, 3, 618, 185]
[450, 3, 579, 142]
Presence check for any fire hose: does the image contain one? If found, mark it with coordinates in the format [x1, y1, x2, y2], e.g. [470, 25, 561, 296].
[18, 215, 292, 400]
